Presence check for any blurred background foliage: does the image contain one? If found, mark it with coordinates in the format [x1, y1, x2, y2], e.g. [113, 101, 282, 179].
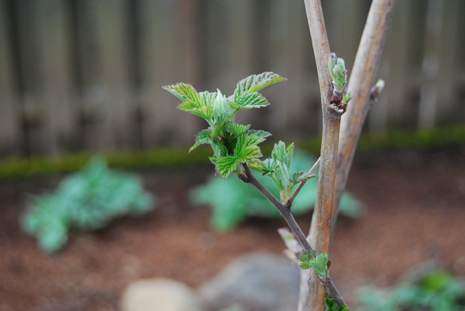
[21, 158, 155, 253]
[358, 269, 465, 311]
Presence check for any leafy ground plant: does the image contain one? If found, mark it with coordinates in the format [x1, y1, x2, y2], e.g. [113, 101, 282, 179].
[191, 150, 362, 232]
[164, 71, 348, 308]
[22, 158, 155, 254]
[358, 269, 465, 311]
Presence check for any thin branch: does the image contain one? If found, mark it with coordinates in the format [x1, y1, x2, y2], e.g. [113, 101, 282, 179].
[285, 182, 306, 209]
[285, 157, 320, 208]
[241, 164, 312, 253]
[304, 0, 332, 98]
[303, 0, 343, 310]
[298, 1, 393, 309]
[301, 156, 321, 180]
[241, 164, 347, 307]
[334, 0, 394, 227]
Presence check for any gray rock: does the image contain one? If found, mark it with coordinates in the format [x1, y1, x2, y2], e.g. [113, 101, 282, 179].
[199, 253, 300, 311]
[121, 278, 204, 311]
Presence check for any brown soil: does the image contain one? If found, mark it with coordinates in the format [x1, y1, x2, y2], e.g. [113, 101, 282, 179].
[0, 150, 464, 311]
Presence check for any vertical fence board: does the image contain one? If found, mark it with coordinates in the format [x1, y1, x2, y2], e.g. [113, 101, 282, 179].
[15, 0, 53, 155]
[35, 0, 74, 154]
[0, 1, 464, 155]
[0, 0, 19, 155]
[434, 0, 465, 125]
[139, 0, 196, 147]
[174, 0, 201, 139]
[418, 0, 444, 129]
[72, 0, 131, 151]
[73, 0, 103, 150]
[369, 0, 422, 131]
[326, 0, 367, 67]
[267, 0, 311, 138]
[74, 0, 132, 151]
[139, 0, 171, 146]
[203, 0, 261, 131]
[93, 0, 132, 150]
[177, 0, 199, 85]
[454, 0, 465, 123]
[204, 0, 254, 93]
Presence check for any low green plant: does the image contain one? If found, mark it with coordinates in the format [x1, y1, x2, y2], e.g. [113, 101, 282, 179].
[21, 158, 155, 254]
[191, 150, 362, 231]
[358, 269, 465, 311]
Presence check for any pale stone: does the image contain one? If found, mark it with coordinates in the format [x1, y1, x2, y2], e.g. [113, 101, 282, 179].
[121, 279, 204, 311]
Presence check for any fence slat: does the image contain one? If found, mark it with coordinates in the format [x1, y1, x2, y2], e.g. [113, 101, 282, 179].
[35, 0, 75, 154]
[14, 0, 55, 155]
[74, 0, 132, 151]
[139, 0, 197, 147]
[434, 0, 465, 125]
[418, 0, 444, 129]
[95, 0, 132, 150]
[203, 0, 254, 93]
[0, 1, 464, 155]
[369, 0, 423, 131]
[326, 0, 367, 67]
[0, 0, 19, 155]
[267, 0, 313, 138]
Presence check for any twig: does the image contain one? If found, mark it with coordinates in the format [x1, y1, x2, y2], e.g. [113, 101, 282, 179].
[285, 157, 320, 208]
[334, 0, 394, 228]
[241, 164, 312, 253]
[241, 164, 346, 307]
[298, 0, 393, 309]
[303, 0, 343, 310]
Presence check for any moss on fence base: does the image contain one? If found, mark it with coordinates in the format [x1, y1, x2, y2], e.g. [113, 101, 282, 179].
[0, 126, 464, 180]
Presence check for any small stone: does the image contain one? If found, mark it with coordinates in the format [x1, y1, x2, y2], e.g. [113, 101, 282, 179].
[121, 279, 204, 311]
[199, 253, 300, 311]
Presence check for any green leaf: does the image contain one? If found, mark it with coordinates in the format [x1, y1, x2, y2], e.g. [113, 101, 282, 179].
[265, 147, 360, 206]
[328, 54, 348, 93]
[300, 252, 329, 279]
[261, 158, 277, 175]
[210, 90, 234, 125]
[189, 129, 211, 153]
[266, 141, 297, 202]
[232, 91, 269, 110]
[248, 129, 272, 143]
[225, 123, 251, 137]
[234, 133, 264, 162]
[163, 83, 200, 103]
[247, 159, 267, 172]
[234, 72, 286, 97]
[211, 155, 240, 177]
[271, 141, 294, 168]
[176, 90, 216, 121]
[342, 93, 352, 106]
[210, 139, 229, 158]
[325, 297, 350, 311]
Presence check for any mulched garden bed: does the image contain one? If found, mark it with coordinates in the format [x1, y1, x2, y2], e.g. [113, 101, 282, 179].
[1, 149, 464, 311]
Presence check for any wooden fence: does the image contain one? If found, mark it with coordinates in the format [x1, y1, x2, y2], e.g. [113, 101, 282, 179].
[0, 0, 464, 157]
